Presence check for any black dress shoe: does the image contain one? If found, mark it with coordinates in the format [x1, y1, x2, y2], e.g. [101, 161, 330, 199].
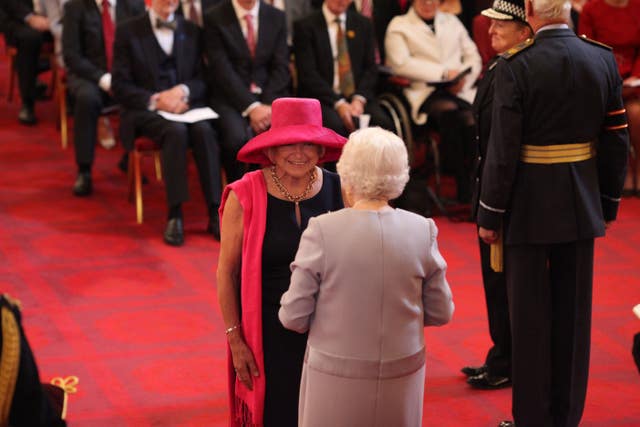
[72, 173, 92, 197]
[207, 212, 220, 241]
[18, 106, 37, 125]
[164, 218, 184, 246]
[498, 421, 514, 427]
[461, 364, 487, 377]
[467, 372, 511, 390]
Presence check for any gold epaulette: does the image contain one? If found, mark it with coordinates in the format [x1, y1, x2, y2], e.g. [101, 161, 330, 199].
[500, 38, 534, 60]
[579, 34, 612, 51]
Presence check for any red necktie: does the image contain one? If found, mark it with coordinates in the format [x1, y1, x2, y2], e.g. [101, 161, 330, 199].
[101, 0, 115, 71]
[188, 0, 199, 26]
[244, 14, 256, 58]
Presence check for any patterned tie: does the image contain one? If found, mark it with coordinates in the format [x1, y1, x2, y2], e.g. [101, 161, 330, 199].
[101, 0, 115, 71]
[244, 14, 256, 58]
[188, 0, 199, 26]
[335, 18, 355, 98]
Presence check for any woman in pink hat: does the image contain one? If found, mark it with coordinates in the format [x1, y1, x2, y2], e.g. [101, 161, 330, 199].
[216, 97, 347, 427]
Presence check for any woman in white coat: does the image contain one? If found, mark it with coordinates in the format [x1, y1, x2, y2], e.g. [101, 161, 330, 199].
[279, 127, 455, 427]
[385, 0, 482, 203]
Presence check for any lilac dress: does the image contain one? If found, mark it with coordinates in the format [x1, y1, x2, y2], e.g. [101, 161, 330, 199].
[279, 207, 454, 427]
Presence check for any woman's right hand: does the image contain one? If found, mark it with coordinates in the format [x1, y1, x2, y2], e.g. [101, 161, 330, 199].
[228, 333, 260, 390]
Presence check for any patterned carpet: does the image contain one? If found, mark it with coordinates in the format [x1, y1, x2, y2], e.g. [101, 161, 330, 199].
[1, 58, 639, 427]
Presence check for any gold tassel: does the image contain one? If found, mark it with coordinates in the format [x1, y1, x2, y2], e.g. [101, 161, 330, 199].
[490, 228, 503, 273]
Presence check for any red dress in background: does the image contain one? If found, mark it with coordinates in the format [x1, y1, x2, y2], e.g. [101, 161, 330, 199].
[578, 0, 640, 79]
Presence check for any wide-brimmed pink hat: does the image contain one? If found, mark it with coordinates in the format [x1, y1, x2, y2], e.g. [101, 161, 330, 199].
[237, 97, 347, 165]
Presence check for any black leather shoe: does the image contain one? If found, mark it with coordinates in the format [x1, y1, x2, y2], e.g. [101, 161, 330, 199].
[207, 211, 220, 241]
[461, 364, 487, 377]
[164, 218, 184, 246]
[467, 372, 511, 390]
[72, 173, 92, 197]
[498, 421, 514, 427]
[18, 105, 37, 125]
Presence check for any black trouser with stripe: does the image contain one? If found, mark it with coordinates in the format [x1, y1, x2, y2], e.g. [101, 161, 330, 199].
[506, 239, 594, 427]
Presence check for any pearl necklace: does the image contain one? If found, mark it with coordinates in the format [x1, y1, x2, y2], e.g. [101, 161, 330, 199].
[270, 165, 317, 206]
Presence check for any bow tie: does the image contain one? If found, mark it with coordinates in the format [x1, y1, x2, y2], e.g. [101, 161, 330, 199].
[156, 18, 177, 31]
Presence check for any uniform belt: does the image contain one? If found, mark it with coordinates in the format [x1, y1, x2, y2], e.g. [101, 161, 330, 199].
[520, 142, 594, 164]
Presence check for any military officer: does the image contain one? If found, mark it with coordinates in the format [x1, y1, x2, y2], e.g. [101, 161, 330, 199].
[463, 0, 533, 391]
[476, 0, 629, 425]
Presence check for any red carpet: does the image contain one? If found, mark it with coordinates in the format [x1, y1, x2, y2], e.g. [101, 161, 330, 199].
[1, 53, 640, 426]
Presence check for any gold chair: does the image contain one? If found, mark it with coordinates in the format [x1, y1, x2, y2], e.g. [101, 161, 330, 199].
[6, 41, 58, 103]
[127, 137, 163, 224]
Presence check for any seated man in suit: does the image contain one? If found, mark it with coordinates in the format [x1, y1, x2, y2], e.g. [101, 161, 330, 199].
[63, 0, 146, 197]
[3, 0, 54, 125]
[0, 294, 68, 427]
[112, 0, 222, 246]
[203, 0, 291, 183]
[294, 0, 393, 138]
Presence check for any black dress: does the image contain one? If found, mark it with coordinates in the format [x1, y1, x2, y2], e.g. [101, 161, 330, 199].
[261, 169, 343, 427]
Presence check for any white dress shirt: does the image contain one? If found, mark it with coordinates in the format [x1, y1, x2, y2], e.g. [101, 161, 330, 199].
[149, 8, 176, 56]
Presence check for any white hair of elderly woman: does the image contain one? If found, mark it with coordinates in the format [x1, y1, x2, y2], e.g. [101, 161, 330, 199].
[530, 0, 572, 20]
[336, 127, 410, 201]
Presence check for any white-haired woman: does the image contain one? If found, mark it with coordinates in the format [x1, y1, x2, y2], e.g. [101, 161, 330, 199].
[278, 127, 454, 427]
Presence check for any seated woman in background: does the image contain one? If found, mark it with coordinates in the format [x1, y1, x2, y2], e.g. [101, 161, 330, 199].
[385, 0, 482, 202]
[279, 127, 455, 427]
[579, 0, 640, 195]
[216, 97, 346, 427]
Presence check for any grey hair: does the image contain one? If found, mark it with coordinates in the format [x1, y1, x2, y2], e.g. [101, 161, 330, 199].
[336, 127, 410, 201]
[530, 0, 571, 21]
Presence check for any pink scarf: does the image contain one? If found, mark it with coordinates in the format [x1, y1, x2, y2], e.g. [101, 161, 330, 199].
[219, 170, 268, 427]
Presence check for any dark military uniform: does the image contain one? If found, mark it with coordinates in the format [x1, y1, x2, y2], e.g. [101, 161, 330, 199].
[470, 56, 512, 381]
[477, 27, 629, 427]
[0, 295, 67, 427]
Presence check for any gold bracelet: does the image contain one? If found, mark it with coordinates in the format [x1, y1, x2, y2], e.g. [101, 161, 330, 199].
[225, 324, 241, 335]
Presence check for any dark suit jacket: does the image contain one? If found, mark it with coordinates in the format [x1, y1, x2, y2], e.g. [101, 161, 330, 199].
[112, 12, 207, 110]
[3, 0, 35, 41]
[62, 0, 145, 84]
[112, 12, 207, 147]
[0, 3, 8, 34]
[203, 0, 290, 112]
[4, 0, 34, 23]
[294, 8, 377, 107]
[477, 29, 629, 245]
